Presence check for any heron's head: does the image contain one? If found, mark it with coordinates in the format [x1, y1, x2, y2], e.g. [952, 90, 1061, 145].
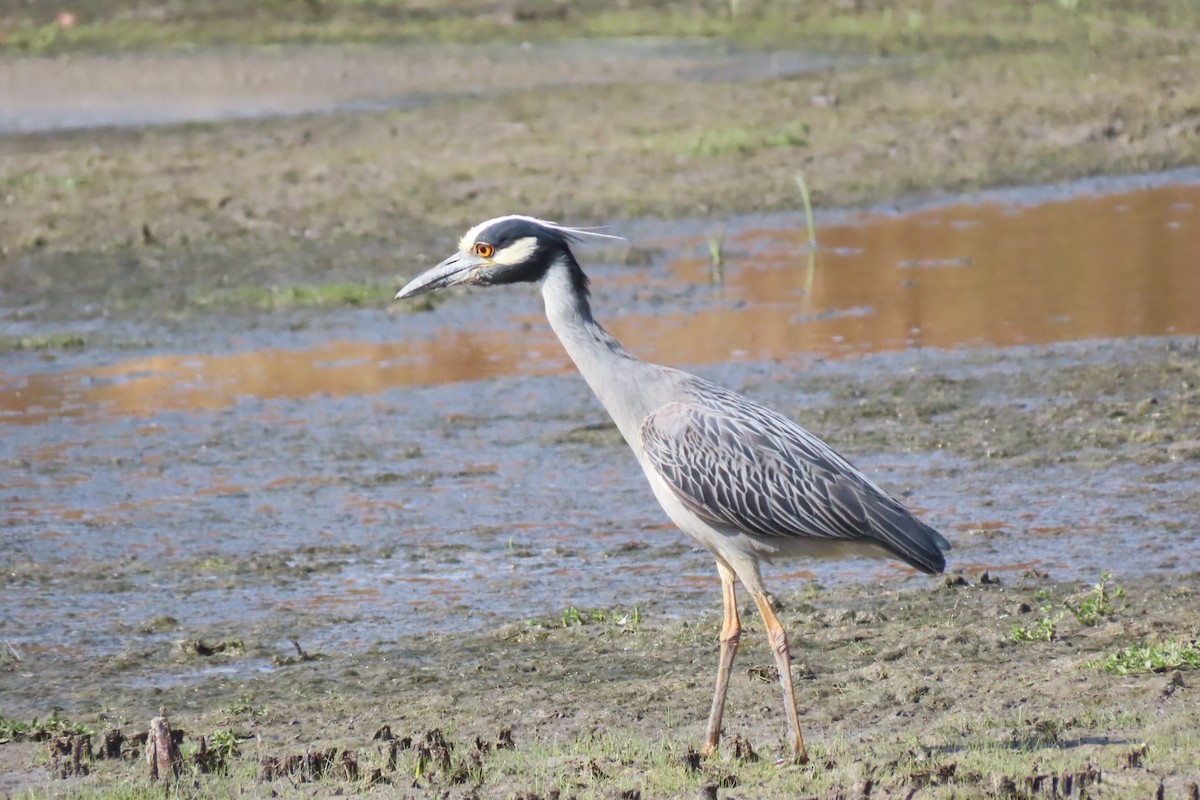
[395, 215, 621, 301]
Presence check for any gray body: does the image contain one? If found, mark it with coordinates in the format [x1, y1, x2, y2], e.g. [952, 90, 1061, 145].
[540, 258, 947, 583]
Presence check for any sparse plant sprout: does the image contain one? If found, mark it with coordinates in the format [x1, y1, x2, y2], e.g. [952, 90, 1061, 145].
[794, 170, 817, 250]
[795, 169, 818, 306]
[707, 227, 725, 285]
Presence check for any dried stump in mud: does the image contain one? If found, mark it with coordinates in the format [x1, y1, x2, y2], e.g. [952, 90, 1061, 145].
[146, 708, 183, 782]
[98, 728, 125, 760]
[48, 733, 92, 778]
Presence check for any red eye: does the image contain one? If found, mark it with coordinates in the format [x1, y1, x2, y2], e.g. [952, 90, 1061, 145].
[475, 242, 494, 258]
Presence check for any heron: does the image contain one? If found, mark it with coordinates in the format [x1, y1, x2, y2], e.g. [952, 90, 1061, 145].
[395, 215, 950, 765]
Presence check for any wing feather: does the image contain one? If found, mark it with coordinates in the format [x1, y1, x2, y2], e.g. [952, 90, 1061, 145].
[640, 379, 949, 573]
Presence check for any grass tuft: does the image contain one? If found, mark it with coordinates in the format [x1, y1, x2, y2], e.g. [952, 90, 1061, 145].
[0, 334, 86, 352]
[195, 282, 394, 310]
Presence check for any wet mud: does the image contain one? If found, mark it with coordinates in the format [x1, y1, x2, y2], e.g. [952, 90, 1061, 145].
[4, 4, 1200, 796]
[3, 331, 1200, 796]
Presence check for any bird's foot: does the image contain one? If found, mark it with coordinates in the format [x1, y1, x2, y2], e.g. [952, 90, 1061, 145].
[774, 748, 810, 767]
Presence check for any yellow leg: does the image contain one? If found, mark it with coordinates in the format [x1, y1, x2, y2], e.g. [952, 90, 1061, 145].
[701, 561, 740, 758]
[750, 592, 810, 765]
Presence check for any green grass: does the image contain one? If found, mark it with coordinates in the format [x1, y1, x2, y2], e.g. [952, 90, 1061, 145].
[5, 0, 1199, 57]
[194, 282, 390, 310]
[558, 604, 643, 629]
[683, 123, 809, 158]
[0, 334, 86, 352]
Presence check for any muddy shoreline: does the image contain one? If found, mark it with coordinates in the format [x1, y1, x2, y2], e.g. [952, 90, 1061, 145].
[4, 1, 1200, 796]
[3, 336, 1200, 797]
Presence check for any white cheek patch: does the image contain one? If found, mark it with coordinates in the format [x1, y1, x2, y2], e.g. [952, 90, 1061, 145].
[492, 236, 539, 266]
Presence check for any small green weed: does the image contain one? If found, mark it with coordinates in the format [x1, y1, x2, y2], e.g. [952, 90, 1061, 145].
[0, 712, 90, 743]
[209, 729, 240, 760]
[227, 695, 261, 716]
[1068, 571, 1125, 626]
[561, 604, 642, 629]
[188, 728, 242, 776]
[1011, 609, 1061, 642]
[1090, 640, 1200, 675]
[1013, 572, 1124, 642]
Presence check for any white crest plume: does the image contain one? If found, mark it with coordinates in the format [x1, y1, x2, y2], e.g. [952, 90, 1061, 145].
[459, 214, 626, 252]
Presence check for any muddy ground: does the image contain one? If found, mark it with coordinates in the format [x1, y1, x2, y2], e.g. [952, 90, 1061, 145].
[3, 0, 1200, 797]
[1, 336, 1200, 798]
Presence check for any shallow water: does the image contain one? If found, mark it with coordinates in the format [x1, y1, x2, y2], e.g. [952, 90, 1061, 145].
[3, 179, 1197, 422]
[2, 177, 1199, 671]
[0, 40, 856, 134]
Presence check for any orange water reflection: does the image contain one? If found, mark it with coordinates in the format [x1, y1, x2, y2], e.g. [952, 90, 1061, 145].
[653, 181, 1200, 359]
[2, 182, 1197, 424]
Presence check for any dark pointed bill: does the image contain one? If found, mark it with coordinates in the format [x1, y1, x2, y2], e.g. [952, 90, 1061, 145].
[394, 252, 481, 300]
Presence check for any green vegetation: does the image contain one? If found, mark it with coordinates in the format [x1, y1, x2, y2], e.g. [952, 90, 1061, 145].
[795, 170, 817, 250]
[559, 604, 643, 629]
[225, 695, 260, 717]
[0, 334, 86, 352]
[195, 282, 388, 311]
[3, 0, 1199, 58]
[1012, 572, 1126, 642]
[707, 226, 725, 285]
[1068, 570, 1126, 626]
[1091, 640, 1200, 675]
[1011, 608, 1062, 643]
[0, 713, 90, 743]
[207, 729, 240, 762]
[682, 122, 809, 158]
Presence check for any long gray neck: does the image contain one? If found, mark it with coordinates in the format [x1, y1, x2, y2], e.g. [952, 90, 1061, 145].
[539, 257, 660, 444]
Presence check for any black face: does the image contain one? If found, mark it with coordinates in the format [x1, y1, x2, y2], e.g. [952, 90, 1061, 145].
[471, 217, 584, 290]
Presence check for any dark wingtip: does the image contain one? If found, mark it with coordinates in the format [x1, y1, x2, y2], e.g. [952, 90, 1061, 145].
[873, 502, 951, 575]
